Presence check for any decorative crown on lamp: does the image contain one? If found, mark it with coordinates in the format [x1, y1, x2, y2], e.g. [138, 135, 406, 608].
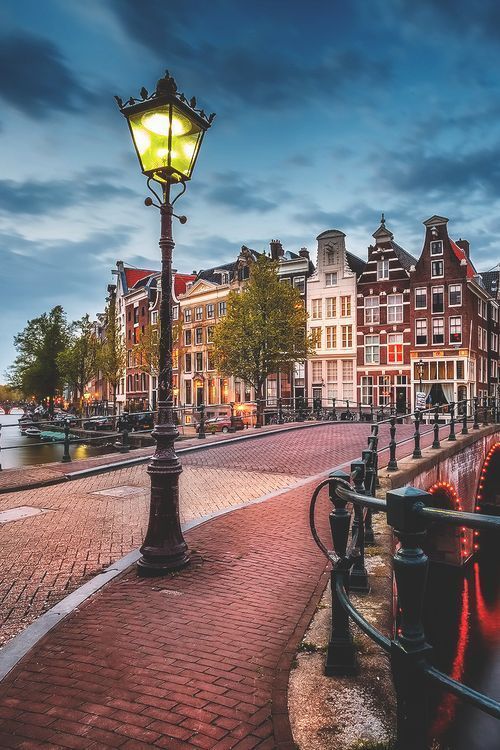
[115, 71, 215, 184]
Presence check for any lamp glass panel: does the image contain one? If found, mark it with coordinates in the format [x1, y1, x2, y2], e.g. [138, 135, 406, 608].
[169, 105, 203, 179]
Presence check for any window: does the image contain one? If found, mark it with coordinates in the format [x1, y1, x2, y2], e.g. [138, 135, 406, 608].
[340, 296, 351, 317]
[456, 361, 465, 379]
[207, 351, 215, 371]
[449, 316, 462, 344]
[218, 301, 227, 316]
[133, 307, 139, 324]
[325, 272, 338, 287]
[416, 319, 427, 345]
[312, 361, 322, 382]
[326, 360, 337, 399]
[184, 308, 192, 323]
[185, 380, 192, 404]
[185, 353, 192, 372]
[492, 332, 498, 353]
[311, 327, 322, 348]
[430, 240, 443, 256]
[387, 293, 403, 323]
[195, 352, 203, 371]
[294, 277, 305, 294]
[206, 326, 214, 344]
[151, 311, 158, 324]
[325, 246, 338, 265]
[326, 326, 337, 349]
[311, 299, 322, 319]
[365, 335, 380, 364]
[326, 297, 336, 318]
[387, 333, 404, 363]
[415, 288, 427, 309]
[341, 325, 352, 348]
[378, 376, 392, 406]
[449, 285, 462, 306]
[377, 259, 389, 280]
[172, 306, 178, 321]
[280, 277, 291, 285]
[361, 376, 374, 405]
[127, 350, 133, 366]
[431, 260, 444, 278]
[432, 318, 444, 344]
[205, 303, 214, 319]
[195, 327, 203, 345]
[184, 329, 192, 346]
[432, 287, 444, 313]
[364, 296, 380, 324]
[342, 360, 354, 400]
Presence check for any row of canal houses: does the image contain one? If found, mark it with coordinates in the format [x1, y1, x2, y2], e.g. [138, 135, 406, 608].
[93, 215, 499, 423]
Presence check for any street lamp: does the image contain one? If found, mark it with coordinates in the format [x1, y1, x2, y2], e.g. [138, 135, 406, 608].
[417, 359, 424, 392]
[116, 71, 214, 575]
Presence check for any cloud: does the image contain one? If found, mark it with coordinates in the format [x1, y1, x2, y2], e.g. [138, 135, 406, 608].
[0, 31, 90, 117]
[390, 0, 500, 41]
[200, 171, 291, 212]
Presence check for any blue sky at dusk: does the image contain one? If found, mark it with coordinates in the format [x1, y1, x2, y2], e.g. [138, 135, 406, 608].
[1, 0, 500, 376]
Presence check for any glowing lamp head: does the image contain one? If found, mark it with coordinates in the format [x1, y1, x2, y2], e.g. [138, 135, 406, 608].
[116, 72, 215, 184]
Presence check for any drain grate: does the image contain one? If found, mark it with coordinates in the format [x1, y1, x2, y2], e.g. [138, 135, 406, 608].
[0, 506, 50, 524]
[92, 485, 145, 498]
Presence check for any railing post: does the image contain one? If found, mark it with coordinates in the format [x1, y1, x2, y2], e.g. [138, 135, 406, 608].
[369, 401, 374, 423]
[412, 411, 422, 459]
[349, 461, 369, 593]
[331, 397, 337, 421]
[461, 399, 468, 435]
[197, 403, 206, 439]
[358, 400, 363, 422]
[431, 405, 440, 448]
[325, 470, 357, 675]
[61, 419, 71, 463]
[345, 399, 351, 420]
[448, 401, 457, 441]
[473, 396, 480, 430]
[387, 486, 433, 750]
[482, 396, 489, 427]
[362, 448, 375, 545]
[368, 424, 380, 489]
[277, 397, 284, 424]
[387, 416, 398, 471]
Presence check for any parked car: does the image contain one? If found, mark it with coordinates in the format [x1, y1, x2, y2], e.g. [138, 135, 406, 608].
[82, 416, 114, 431]
[196, 416, 244, 434]
[118, 412, 155, 431]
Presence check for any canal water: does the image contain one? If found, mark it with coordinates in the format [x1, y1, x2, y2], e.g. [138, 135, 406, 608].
[425, 545, 500, 749]
[0, 413, 116, 469]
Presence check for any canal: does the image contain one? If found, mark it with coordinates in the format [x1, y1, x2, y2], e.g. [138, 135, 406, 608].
[0, 413, 116, 469]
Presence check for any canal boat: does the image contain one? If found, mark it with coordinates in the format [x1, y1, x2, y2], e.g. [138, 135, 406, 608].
[24, 427, 42, 437]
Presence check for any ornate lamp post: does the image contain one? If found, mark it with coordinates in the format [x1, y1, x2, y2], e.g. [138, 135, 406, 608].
[417, 359, 424, 393]
[116, 71, 214, 575]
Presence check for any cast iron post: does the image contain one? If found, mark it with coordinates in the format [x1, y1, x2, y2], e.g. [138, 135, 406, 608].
[473, 396, 480, 430]
[325, 470, 357, 676]
[448, 401, 457, 441]
[461, 398, 468, 435]
[431, 405, 440, 448]
[277, 397, 284, 424]
[482, 396, 489, 427]
[369, 400, 374, 423]
[387, 486, 432, 750]
[331, 397, 337, 421]
[197, 403, 206, 439]
[412, 410, 422, 459]
[61, 418, 71, 463]
[349, 460, 369, 593]
[363, 448, 376, 545]
[138, 188, 189, 575]
[387, 416, 398, 471]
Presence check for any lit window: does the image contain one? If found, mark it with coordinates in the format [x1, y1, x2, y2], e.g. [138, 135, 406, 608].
[387, 293, 403, 323]
[448, 285, 462, 306]
[365, 335, 380, 364]
[430, 240, 443, 256]
[364, 297, 380, 324]
[416, 319, 427, 345]
[377, 260, 389, 280]
[325, 272, 338, 287]
[387, 333, 404, 363]
[432, 318, 444, 344]
[449, 317, 462, 344]
[431, 260, 444, 278]
[415, 288, 427, 309]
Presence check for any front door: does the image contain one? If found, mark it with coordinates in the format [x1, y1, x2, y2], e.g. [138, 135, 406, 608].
[396, 388, 406, 414]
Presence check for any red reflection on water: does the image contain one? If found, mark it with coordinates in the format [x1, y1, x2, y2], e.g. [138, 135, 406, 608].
[474, 561, 500, 645]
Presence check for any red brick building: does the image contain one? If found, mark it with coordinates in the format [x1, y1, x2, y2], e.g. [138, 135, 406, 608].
[356, 215, 417, 412]
[409, 215, 492, 409]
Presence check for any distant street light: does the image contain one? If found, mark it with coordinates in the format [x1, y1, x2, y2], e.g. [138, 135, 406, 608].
[116, 71, 214, 576]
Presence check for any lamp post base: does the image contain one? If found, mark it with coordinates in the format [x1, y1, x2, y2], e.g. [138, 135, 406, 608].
[137, 549, 190, 576]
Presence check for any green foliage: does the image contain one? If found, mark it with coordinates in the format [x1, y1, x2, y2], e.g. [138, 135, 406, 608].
[212, 255, 312, 399]
[9, 305, 70, 404]
[0, 384, 23, 402]
[57, 314, 98, 405]
[97, 295, 126, 411]
[134, 323, 159, 375]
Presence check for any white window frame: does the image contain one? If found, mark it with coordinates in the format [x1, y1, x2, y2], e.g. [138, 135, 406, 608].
[387, 293, 403, 324]
[311, 299, 322, 319]
[448, 284, 462, 307]
[415, 318, 427, 346]
[432, 318, 444, 345]
[387, 332, 404, 364]
[365, 334, 380, 364]
[364, 296, 380, 324]
[431, 260, 444, 278]
[325, 272, 338, 287]
[414, 288, 427, 310]
[449, 316, 462, 345]
[326, 326, 337, 349]
[431, 286, 444, 314]
[377, 259, 390, 280]
[430, 240, 443, 256]
[326, 297, 336, 318]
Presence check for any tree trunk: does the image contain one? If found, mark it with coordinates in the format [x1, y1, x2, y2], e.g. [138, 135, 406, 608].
[256, 382, 264, 428]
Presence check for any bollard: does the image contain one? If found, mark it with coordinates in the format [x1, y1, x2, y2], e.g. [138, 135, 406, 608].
[431, 405, 440, 448]
[197, 403, 206, 439]
[482, 396, 489, 427]
[363, 448, 376, 546]
[325, 470, 357, 676]
[116, 427, 130, 453]
[61, 419, 72, 463]
[277, 397, 284, 425]
[412, 410, 422, 459]
[448, 401, 457, 441]
[473, 396, 480, 430]
[461, 399, 468, 435]
[387, 486, 432, 750]
[349, 460, 369, 593]
[387, 416, 398, 471]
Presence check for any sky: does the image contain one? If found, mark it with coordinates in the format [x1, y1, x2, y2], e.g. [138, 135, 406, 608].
[1, 0, 500, 377]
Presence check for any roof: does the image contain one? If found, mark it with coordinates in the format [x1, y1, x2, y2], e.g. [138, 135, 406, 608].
[197, 262, 237, 285]
[449, 239, 476, 279]
[346, 251, 366, 276]
[125, 268, 157, 290]
[390, 241, 418, 271]
[480, 270, 499, 297]
[174, 273, 197, 297]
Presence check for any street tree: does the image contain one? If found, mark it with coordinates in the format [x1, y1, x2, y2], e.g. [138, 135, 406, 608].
[58, 315, 98, 410]
[212, 255, 312, 426]
[9, 306, 70, 413]
[134, 319, 185, 412]
[97, 295, 126, 417]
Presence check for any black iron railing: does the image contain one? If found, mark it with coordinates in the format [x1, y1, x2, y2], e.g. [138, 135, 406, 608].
[308, 399, 500, 749]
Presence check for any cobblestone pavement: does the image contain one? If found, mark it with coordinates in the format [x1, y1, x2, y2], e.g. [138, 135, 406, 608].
[0, 420, 438, 647]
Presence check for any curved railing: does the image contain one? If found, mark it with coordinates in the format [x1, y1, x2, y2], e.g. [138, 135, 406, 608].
[309, 404, 500, 749]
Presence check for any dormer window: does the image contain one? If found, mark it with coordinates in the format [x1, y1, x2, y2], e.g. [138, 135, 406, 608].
[430, 240, 443, 256]
[377, 259, 389, 280]
[325, 245, 338, 265]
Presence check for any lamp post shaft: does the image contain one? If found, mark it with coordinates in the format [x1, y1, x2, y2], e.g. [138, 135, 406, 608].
[137, 188, 189, 575]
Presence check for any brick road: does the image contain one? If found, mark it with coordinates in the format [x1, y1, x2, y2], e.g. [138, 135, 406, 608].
[0, 420, 447, 749]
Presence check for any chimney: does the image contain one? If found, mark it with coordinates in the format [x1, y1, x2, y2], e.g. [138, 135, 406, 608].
[456, 238, 470, 258]
[269, 239, 283, 260]
[299, 247, 309, 258]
